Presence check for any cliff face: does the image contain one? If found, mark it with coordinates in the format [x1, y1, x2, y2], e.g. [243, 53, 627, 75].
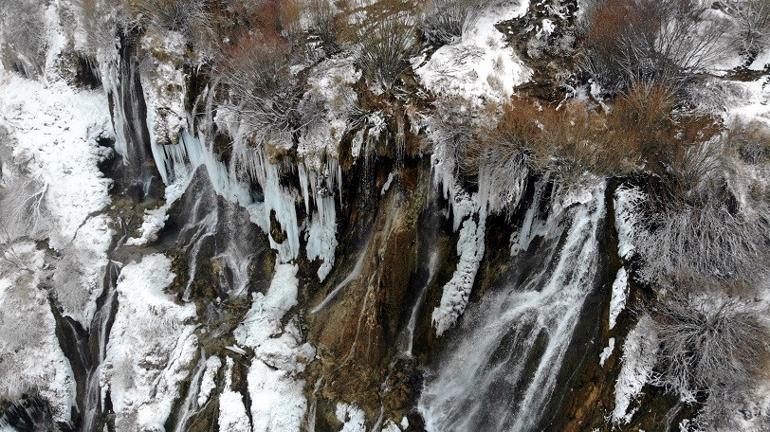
[1, 1, 769, 432]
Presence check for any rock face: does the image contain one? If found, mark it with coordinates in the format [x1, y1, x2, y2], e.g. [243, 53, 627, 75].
[1, 1, 770, 432]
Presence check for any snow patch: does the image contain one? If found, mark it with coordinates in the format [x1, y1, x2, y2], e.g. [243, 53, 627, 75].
[614, 186, 645, 260]
[613, 315, 659, 425]
[0, 243, 75, 422]
[415, 0, 532, 104]
[197, 356, 222, 407]
[336, 402, 366, 432]
[218, 358, 251, 432]
[599, 337, 615, 367]
[126, 178, 188, 246]
[609, 267, 629, 330]
[234, 263, 315, 432]
[0, 71, 114, 325]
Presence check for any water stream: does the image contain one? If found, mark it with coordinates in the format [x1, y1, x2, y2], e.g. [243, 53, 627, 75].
[419, 183, 606, 432]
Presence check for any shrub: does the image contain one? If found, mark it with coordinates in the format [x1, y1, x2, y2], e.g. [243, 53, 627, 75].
[467, 97, 631, 182]
[580, 0, 727, 92]
[0, 0, 47, 77]
[621, 131, 770, 285]
[0, 135, 50, 244]
[356, 14, 417, 89]
[217, 32, 302, 133]
[725, 119, 770, 164]
[420, 0, 483, 46]
[123, 0, 207, 37]
[724, 0, 770, 63]
[305, 0, 338, 51]
[648, 290, 770, 428]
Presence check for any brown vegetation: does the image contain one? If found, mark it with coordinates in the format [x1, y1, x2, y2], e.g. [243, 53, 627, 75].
[580, 0, 727, 92]
[463, 81, 722, 185]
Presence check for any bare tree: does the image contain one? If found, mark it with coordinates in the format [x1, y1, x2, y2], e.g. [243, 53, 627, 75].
[724, 0, 770, 63]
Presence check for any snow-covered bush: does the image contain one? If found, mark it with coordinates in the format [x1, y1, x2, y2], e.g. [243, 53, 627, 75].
[580, 0, 727, 92]
[302, 0, 338, 52]
[726, 119, 770, 164]
[420, 0, 483, 46]
[724, 0, 770, 63]
[218, 33, 301, 134]
[648, 290, 770, 429]
[0, 0, 47, 77]
[124, 0, 206, 36]
[356, 14, 417, 89]
[622, 132, 770, 285]
[0, 137, 50, 245]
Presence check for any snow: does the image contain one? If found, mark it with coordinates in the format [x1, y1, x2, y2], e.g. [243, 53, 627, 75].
[613, 315, 659, 425]
[0, 242, 76, 423]
[246, 349, 310, 432]
[235, 263, 300, 347]
[722, 78, 770, 127]
[381, 172, 395, 195]
[101, 254, 198, 431]
[335, 402, 367, 432]
[218, 357, 251, 432]
[0, 68, 114, 325]
[614, 186, 645, 260]
[599, 337, 615, 367]
[609, 267, 628, 330]
[381, 421, 400, 432]
[415, 0, 532, 105]
[197, 356, 222, 407]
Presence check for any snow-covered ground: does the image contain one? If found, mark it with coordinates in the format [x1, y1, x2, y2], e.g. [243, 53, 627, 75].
[101, 254, 198, 431]
[0, 71, 114, 324]
[415, 0, 532, 104]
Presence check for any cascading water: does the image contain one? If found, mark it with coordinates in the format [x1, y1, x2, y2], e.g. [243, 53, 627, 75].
[419, 182, 606, 432]
[399, 249, 439, 357]
[101, 31, 162, 199]
[171, 351, 208, 432]
[81, 258, 121, 432]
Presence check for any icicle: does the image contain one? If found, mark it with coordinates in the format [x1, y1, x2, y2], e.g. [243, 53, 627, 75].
[299, 163, 311, 216]
[306, 194, 337, 282]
